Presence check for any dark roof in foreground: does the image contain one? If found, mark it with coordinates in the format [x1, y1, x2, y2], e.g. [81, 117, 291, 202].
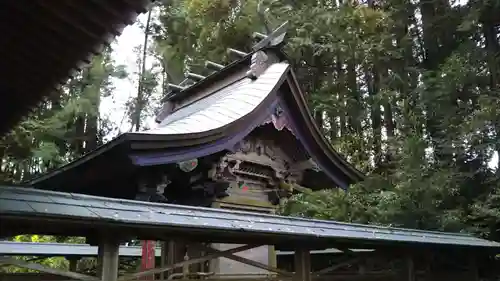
[0, 0, 151, 135]
[1, 186, 499, 251]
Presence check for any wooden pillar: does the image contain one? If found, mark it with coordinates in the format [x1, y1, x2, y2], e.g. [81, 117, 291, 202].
[402, 256, 415, 281]
[293, 248, 311, 281]
[96, 243, 104, 278]
[98, 237, 120, 281]
[67, 257, 79, 272]
[160, 240, 178, 279]
[468, 255, 479, 281]
[141, 240, 156, 280]
[160, 241, 168, 280]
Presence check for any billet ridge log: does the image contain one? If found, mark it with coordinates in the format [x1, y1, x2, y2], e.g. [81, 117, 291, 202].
[168, 83, 186, 92]
[253, 32, 268, 40]
[205, 61, 225, 71]
[227, 48, 248, 58]
[186, 72, 206, 81]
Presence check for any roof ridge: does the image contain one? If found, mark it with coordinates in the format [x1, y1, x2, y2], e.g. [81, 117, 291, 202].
[155, 21, 289, 123]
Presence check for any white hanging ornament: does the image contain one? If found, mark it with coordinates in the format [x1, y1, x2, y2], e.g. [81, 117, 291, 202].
[178, 158, 198, 173]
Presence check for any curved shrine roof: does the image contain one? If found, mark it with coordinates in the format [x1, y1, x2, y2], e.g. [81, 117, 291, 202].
[28, 23, 364, 192]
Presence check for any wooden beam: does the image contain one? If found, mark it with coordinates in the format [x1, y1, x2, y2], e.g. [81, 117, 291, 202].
[0, 257, 98, 281]
[134, 279, 289, 281]
[119, 244, 261, 281]
[314, 257, 361, 276]
[195, 244, 293, 277]
[293, 248, 311, 281]
[314, 248, 376, 276]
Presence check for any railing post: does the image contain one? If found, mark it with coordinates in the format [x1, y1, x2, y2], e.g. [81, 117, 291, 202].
[67, 257, 79, 272]
[160, 241, 168, 280]
[98, 236, 120, 281]
[293, 248, 311, 281]
[399, 255, 415, 281]
[469, 255, 479, 281]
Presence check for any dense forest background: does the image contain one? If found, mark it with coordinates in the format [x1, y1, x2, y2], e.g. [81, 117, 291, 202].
[1, 0, 500, 254]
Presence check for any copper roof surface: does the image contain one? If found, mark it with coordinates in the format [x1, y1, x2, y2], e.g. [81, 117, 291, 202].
[148, 63, 290, 135]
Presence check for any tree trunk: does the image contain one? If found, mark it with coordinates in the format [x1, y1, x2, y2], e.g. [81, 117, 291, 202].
[134, 7, 153, 132]
[483, 22, 500, 172]
[336, 54, 347, 137]
[364, 65, 382, 167]
[347, 57, 361, 134]
[85, 90, 100, 153]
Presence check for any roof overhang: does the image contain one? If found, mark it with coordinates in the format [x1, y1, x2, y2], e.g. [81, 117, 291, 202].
[0, 0, 151, 135]
[1, 185, 499, 251]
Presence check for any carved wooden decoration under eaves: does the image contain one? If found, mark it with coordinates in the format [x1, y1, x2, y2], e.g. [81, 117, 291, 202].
[208, 134, 309, 207]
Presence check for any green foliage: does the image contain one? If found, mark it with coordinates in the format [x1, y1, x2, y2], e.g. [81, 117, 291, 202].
[0, 235, 86, 273]
[2, 0, 500, 263]
[0, 48, 127, 182]
[262, 0, 500, 240]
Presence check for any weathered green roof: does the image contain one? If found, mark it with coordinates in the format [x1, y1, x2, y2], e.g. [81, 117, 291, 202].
[1, 185, 498, 250]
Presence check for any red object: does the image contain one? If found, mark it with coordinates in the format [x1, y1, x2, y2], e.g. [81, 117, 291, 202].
[141, 240, 156, 280]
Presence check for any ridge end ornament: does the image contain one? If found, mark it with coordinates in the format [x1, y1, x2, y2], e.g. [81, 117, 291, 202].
[271, 104, 288, 131]
[246, 51, 270, 79]
[252, 21, 289, 51]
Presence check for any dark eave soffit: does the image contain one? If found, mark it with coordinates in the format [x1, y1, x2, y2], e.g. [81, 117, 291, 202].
[0, 0, 152, 135]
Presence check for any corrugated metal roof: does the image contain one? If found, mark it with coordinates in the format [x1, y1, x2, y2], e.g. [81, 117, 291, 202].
[0, 241, 160, 257]
[143, 63, 289, 135]
[1, 186, 499, 249]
